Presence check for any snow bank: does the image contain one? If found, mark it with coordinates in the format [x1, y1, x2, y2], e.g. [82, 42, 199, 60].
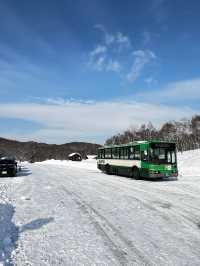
[36, 157, 98, 171]
[177, 149, 200, 177]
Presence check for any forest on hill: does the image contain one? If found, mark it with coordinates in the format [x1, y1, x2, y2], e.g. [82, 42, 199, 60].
[0, 138, 100, 162]
[105, 115, 200, 152]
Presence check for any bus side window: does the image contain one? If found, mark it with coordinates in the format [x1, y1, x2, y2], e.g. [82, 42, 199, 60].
[105, 149, 111, 159]
[99, 150, 102, 159]
[129, 146, 135, 159]
[124, 147, 128, 159]
[110, 149, 112, 159]
[112, 148, 119, 159]
[120, 147, 128, 159]
[112, 148, 115, 159]
[116, 148, 119, 159]
[134, 146, 140, 160]
[120, 147, 124, 159]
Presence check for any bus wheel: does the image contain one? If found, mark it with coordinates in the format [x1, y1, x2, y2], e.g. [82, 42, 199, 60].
[105, 164, 110, 175]
[132, 167, 140, 179]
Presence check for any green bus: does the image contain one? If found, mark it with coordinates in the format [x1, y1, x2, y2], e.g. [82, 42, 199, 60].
[97, 141, 178, 179]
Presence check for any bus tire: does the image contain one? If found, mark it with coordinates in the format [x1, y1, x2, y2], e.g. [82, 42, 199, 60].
[105, 164, 110, 175]
[132, 167, 140, 180]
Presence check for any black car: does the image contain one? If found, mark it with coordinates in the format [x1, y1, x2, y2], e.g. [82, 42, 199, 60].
[0, 157, 17, 177]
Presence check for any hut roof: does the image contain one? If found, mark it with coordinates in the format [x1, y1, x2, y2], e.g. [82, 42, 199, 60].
[68, 152, 81, 157]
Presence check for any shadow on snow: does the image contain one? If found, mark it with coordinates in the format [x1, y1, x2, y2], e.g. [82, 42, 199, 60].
[0, 203, 53, 266]
[17, 166, 32, 177]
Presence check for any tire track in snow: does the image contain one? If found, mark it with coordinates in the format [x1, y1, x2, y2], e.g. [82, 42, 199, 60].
[30, 163, 200, 265]
[95, 177, 200, 245]
[87, 177, 200, 251]
[97, 178, 200, 230]
[61, 185, 152, 266]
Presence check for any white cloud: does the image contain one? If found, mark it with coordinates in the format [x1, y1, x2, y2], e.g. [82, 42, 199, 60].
[94, 24, 115, 45]
[127, 50, 156, 82]
[89, 56, 121, 73]
[94, 56, 106, 71]
[162, 79, 200, 100]
[133, 50, 156, 59]
[106, 60, 121, 72]
[88, 45, 107, 71]
[90, 26, 157, 82]
[89, 26, 157, 83]
[46, 97, 67, 105]
[90, 45, 107, 57]
[116, 32, 131, 47]
[94, 24, 131, 49]
[145, 76, 156, 85]
[88, 45, 121, 73]
[139, 78, 200, 102]
[88, 26, 131, 74]
[0, 99, 196, 144]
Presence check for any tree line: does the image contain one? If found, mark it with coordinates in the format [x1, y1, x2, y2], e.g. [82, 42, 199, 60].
[105, 115, 200, 152]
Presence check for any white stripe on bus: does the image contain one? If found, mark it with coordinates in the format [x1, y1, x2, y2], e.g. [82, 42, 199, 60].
[97, 159, 141, 168]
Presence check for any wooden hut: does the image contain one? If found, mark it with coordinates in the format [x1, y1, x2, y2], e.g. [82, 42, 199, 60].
[68, 152, 82, 161]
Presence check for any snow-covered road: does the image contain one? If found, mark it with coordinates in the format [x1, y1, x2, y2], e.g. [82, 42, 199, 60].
[1, 151, 200, 266]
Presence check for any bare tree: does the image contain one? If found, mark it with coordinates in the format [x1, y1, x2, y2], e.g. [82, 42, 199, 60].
[105, 115, 200, 152]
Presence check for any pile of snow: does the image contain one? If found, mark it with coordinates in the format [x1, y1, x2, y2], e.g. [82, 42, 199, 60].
[178, 149, 200, 177]
[36, 156, 98, 171]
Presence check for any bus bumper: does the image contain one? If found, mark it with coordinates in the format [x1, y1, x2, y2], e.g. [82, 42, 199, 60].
[148, 172, 178, 178]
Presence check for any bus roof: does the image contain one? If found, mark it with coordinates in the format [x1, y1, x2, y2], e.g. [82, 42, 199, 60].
[98, 140, 176, 149]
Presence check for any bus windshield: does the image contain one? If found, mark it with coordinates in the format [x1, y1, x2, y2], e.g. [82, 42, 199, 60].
[149, 143, 176, 164]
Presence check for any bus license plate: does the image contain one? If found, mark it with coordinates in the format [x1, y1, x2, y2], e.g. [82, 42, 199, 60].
[2, 171, 7, 175]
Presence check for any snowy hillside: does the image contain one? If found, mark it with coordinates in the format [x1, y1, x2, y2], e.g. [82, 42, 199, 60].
[178, 149, 200, 177]
[0, 150, 200, 266]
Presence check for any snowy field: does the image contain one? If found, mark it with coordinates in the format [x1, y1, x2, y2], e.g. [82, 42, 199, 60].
[0, 151, 200, 266]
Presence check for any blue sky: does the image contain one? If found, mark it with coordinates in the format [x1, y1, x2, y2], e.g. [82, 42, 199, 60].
[0, 0, 199, 143]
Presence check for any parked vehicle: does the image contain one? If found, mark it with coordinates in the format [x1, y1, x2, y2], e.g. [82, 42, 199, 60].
[97, 141, 178, 179]
[0, 157, 17, 177]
